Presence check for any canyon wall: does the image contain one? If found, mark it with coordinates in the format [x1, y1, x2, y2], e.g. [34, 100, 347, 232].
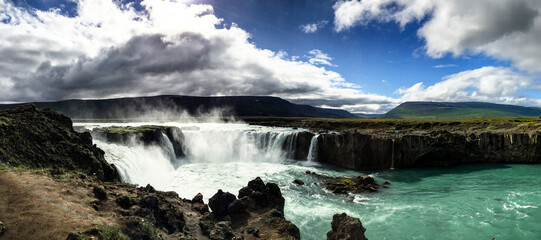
[314, 131, 541, 171]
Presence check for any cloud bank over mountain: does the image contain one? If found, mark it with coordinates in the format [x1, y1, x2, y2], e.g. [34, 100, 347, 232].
[0, 0, 539, 113]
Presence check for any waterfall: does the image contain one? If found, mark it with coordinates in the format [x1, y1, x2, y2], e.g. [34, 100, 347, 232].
[94, 139, 175, 190]
[285, 132, 298, 159]
[89, 123, 301, 190]
[390, 139, 395, 170]
[180, 127, 295, 163]
[161, 133, 176, 160]
[306, 134, 319, 162]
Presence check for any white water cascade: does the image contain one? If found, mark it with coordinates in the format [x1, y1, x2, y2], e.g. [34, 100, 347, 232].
[80, 123, 305, 195]
[284, 132, 298, 159]
[306, 134, 319, 162]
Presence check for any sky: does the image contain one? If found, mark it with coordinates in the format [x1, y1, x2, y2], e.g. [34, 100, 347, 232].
[0, 0, 540, 114]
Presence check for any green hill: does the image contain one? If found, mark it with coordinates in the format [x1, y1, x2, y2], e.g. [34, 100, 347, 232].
[382, 102, 541, 119]
[0, 95, 356, 119]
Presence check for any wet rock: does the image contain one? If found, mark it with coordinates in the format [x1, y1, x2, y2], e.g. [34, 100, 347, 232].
[92, 186, 107, 200]
[209, 190, 236, 221]
[293, 179, 305, 185]
[324, 175, 379, 194]
[362, 175, 375, 185]
[326, 213, 367, 240]
[238, 177, 285, 213]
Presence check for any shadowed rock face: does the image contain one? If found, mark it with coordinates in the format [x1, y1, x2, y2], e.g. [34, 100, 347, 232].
[317, 131, 541, 170]
[318, 133, 392, 170]
[282, 131, 314, 160]
[327, 213, 367, 240]
[0, 104, 118, 181]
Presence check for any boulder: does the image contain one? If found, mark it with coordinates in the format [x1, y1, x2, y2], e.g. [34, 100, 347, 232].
[326, 213, 367, 240]
[238, 177, 285, 213]
[92, 186, 107, 201]
[191, 193, 210, 214]
[208, 190, 236, 221]
[293, 179, 305, 185]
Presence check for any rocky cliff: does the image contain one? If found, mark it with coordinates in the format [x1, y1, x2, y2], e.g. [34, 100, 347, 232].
[0, 105, 118, 181]
[315, 130, 541, 170]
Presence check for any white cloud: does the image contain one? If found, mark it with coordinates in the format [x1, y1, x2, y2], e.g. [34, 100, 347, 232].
[398, 66, 540, 106]
[333, 0, 541, 73]
[300, 20, 328, 33]
[433, 64, 458, 68]
[305, 49, 335, 66]
[0, 0, 391, 111]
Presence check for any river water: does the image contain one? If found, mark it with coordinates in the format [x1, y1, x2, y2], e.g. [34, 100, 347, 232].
[75, 122, 541, 240]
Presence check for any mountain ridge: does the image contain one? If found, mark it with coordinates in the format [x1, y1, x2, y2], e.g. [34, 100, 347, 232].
[382, 101, 541, 119]
[0, 95, 356, 119]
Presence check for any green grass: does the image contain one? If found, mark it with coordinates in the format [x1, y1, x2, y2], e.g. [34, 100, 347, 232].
[100, 225, 129, 240]
[242, 116, 541, 132]
[382, 102, 541, 119]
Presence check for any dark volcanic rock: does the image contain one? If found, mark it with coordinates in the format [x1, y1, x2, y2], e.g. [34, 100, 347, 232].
[293, 179, 305, 185]
[0, 104, 118, 181]
[191, 193, 210, 214]
[327, 213, 367, 240]
[324, 175, 379, 194]
[238, 177, 285, 213]
[282, 131, 315, 160]
[318, 133, 392, 170]
[206, 177, 300, 240]
[137, 192, 186, 234]
[317, 131, 541, 171]
[208, 190, 237, 221]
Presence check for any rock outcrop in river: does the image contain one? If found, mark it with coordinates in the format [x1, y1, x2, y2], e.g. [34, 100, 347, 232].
[326, 213, 367, 240]
[316, 131, 541, 170]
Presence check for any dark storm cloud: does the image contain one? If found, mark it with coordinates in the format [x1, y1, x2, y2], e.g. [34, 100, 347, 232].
[7, 32, 325, 102]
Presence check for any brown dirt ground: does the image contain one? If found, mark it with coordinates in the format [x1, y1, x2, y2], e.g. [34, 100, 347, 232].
[0, 171, 110, 240]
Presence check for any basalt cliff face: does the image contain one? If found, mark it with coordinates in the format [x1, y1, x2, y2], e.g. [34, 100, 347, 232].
[313, 131, 541, 170]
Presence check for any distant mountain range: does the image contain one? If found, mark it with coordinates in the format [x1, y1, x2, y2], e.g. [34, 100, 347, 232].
[382, 102, 541, 119]
[0, 95, 356, 119]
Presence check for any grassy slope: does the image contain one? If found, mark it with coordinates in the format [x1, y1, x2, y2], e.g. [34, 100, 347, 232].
[383, 102, 541, 119]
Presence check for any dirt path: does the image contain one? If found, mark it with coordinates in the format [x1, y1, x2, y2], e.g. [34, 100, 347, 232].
[0, 171, 103, 240]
